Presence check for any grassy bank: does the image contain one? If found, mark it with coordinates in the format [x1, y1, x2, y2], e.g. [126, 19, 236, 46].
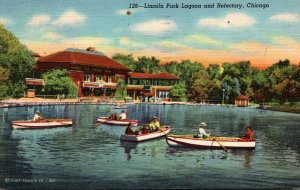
[266, 102, 300, 114]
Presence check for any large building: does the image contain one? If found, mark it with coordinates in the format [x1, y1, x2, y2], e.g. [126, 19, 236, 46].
[30, 48, 180, 101]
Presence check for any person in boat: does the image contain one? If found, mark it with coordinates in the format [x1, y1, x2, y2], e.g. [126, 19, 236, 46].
[139, 124, 150, 134]
[197, 122, 210, 138]
[108, 113, 118, 120]
[33, 110, 43, 121]
[125, 122, 138, 135]
[240, 126, 254, 141]
[148, 116, 161, 132]
[119, 110, 127, 120]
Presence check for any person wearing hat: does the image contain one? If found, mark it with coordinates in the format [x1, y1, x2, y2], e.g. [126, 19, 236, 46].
[197, 122, 210, 138]
[148, 116, 160, 132]
[119, 110, 127, 120]
[33, 110, 43, 121]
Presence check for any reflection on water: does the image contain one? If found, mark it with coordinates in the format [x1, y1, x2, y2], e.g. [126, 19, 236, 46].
[0, 104, 300, 189]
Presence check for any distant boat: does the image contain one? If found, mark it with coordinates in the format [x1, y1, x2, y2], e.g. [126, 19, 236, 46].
[120, 126, 171, 142]
[166, 135, 256, 149]
[11, 119, 73, 129]
[96, 117, 138, 126]
[111, 105, 127, 109]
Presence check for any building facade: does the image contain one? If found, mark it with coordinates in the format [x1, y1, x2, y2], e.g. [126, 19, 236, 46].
[30, 48, 179, 101]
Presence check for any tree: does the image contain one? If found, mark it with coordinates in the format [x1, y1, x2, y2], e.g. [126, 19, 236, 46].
[42, 69, 77, 98]
[112, 54, 136, 71]
[0, 24, 35, 98]
[115, 77, 127, 99]
[170, 81, 187, 101]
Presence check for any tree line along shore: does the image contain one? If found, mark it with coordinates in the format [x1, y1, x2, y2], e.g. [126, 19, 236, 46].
[0, 24, 299, 114]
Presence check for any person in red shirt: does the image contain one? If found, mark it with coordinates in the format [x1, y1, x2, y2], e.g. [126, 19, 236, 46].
[240, 126, 254, 141]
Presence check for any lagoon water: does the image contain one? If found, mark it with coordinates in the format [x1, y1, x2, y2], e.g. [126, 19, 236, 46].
[0, 104, 300, 189]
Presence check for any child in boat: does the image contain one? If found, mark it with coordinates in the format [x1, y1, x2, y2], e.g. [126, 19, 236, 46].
[108, 113, 118, 120]
[125, 122, 138, 135]
[33, 110, 43, 121]
[196, 122, 210, 138]
[240, 126, 254, 141]
[139, 124, 150, 134]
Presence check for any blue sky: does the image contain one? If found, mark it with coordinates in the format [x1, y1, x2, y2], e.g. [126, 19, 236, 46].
[0, 0, 299, 68]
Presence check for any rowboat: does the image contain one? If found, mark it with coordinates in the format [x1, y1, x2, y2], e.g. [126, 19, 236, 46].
[166, 135, 256, 149]
[120, 126, 171, 142]
[111, 105, 127, 109]
[11, 119, 73, 129]
[96, 117, 138, 126]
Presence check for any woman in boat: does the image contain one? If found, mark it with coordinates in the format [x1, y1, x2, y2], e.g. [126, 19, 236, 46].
[197, 122, 210, 138]
[119, 110, 127, 120]
[241, 126, 254, 141]
[148, 116, 161, 132]
[33, 110, 43, 121]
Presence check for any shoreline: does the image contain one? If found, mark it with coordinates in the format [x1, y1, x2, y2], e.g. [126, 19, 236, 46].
[1, 98, 299, 115]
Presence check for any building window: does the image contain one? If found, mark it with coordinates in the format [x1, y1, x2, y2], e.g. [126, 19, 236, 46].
[107, 75, 113, 83]
[95, 74, 103, 82]
[84, 73, 91, 82]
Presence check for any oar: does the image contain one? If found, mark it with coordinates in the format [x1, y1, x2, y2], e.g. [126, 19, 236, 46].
[213, 137, 228, 152]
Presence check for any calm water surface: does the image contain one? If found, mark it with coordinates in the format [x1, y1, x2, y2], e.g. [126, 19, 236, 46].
[0, 104, 300, 189]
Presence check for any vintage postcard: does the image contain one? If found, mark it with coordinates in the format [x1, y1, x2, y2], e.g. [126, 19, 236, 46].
[0, 0, 299, 189]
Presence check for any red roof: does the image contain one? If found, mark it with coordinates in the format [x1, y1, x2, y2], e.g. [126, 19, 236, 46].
[37, 50, 129, 71]
[129, 72, 179, 80]
[236, 95, 248, 100]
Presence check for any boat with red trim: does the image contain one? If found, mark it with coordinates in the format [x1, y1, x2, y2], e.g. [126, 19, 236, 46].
[96, 117, 138, 126]
[166, 135, 256, 149]
[11, 119, 73, 129]
[120, 126, 171, 142]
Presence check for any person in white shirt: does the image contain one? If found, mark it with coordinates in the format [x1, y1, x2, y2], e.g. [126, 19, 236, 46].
[33, 110, 43, 121]
[119, 110, 127, 120]
[197, 122, 210, 138]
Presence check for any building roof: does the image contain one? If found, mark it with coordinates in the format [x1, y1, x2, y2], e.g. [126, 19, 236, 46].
[128, 72, 180, 80]
[236, 95, 248, 100]
[37, 49, 129, 71]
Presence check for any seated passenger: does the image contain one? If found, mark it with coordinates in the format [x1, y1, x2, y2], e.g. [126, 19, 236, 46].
[240, 126, 254, 141]
[125, 122, 138, 135]
[197, 122, 210, 138]
[119, 110, 127, 120]
[139, 124, 150, 134]
[33, 110, 43, 121]
[148, 116, 161, 132]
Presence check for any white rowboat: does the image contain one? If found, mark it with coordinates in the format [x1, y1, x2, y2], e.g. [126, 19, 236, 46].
[11, 119, 73, 129]
[120, 126, 171, 142]
[96, 117, 138, 126]
[166, 135, 256, 149]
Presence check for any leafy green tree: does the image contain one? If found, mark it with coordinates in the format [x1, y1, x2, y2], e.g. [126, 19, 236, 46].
[112, 54, 136, 71]
[42, 69, 77, 98]
[190, 70, 215, 101]
[115, 77, 127, 99]
[170, 81, 187, 101]
[0, 24, 35, 98]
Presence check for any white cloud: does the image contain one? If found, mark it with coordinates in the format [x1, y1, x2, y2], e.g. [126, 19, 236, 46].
[0, 17, 11, 25]
[53, 10, 86, 27]
[198, 13, 256, 29]
[131, 19, 177, 35]
[270, 13, 298, 23]
[28, 14, 51, 27]
[43, 32, 63, 40]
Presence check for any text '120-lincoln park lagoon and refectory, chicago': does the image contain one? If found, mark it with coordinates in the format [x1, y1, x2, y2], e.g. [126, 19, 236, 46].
[129, 3, 270, 9]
